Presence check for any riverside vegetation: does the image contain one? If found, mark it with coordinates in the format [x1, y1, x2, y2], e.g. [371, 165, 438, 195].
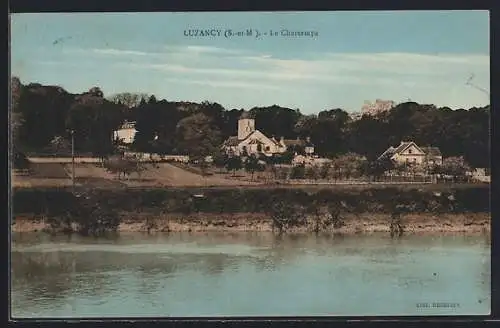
[12, 185, 490, 237]
[11, 79, 490, 237]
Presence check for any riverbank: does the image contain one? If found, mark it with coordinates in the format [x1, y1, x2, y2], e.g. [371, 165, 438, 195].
[11, 184, 490, 235]
[12, 212, 490, 234]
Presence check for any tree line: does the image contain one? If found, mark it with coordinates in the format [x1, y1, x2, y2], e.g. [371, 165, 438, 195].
[11, 77, 490, 169]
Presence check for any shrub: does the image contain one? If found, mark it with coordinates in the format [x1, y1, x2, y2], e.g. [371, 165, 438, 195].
[290, 164, 306, 179]
[269, 200, 307, 234]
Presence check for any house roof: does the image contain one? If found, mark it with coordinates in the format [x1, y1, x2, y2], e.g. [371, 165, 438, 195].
[393, 141, 413, 154]
[118, 121, 136, 130]
[283, 139, 306, 147]
[378, 146, 397, 159]
[270, 137, 284, 147]
[379, 141, 442, 159]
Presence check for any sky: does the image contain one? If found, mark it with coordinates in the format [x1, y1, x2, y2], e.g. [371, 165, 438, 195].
[10, 11, 490, 114]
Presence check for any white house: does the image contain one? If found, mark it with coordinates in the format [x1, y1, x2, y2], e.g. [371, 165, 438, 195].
[471, 168, 491, 183]
[222, 113, 314, 157]
[113, 121, 137, 144]
[378, 141, 443, 166]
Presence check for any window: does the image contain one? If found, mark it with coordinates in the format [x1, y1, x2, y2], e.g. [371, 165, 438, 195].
[408, 149, 412, 154]
[265, 146, 270, 151]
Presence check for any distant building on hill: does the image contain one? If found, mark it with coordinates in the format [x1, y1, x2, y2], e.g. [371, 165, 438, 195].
[361, 99, 396, 116]
[221, 113, 314, 157]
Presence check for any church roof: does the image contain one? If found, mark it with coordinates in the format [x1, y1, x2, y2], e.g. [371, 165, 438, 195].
[223, 130, 283, 148]
[222, 136, 240, 147]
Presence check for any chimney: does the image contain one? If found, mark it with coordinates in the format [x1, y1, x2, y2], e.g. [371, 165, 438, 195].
[306, 136, 311, 143]
[280, 136, 285, 143]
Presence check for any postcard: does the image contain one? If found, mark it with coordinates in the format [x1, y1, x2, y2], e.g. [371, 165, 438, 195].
[10, 10, 490, 318]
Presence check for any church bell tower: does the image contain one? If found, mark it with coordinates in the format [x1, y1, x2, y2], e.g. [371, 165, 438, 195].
[237, 113, 255, 140]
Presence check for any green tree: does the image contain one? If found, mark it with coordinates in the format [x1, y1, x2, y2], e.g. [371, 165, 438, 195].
[103, 155, 148, 180]
[346, 115, 391, 161]
[269, 200, 307, 234]
[65, 87, 123, 155]
[175, 113, 222, 158]
[438, 156, 471, 182]
[337, 152, 367, 179]
[319, 163, 331, 180]
[362, 156, 395, 181]
[225, 156, 243, 176]
[249, 105, 301, 140]
[17, 83, 74, 150]
[108, 92, 150, 109]
[212, 151, 229, 173]
[279, 150, 295, 164]
[244, 155, 260, 180]
[47, 136, 71, 155]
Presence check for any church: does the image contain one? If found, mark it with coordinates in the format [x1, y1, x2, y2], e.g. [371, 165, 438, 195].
[221, 113, 314, 157]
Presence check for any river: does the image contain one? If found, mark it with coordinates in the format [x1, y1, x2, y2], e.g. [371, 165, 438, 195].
[10, 232, 490, 317]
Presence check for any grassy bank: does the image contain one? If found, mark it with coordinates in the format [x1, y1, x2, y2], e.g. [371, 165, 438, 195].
[11, 184, 490, 235]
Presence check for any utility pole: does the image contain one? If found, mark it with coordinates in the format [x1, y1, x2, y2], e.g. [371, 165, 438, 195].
[71, 129, 75, 193]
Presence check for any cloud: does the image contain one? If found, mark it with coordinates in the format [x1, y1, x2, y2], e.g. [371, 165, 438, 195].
[91, 48, 152, 56]
[181, 45, 244, 55]
[164, 77, 280, 90]
[244, 52, 489, 78]
[36, 44, 489, 110]
[119, 49, 488, 90]
[67, 46, 489, 87]
[73, 45, 247, 58]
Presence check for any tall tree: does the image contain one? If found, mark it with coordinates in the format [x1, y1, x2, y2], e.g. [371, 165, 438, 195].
[175, 113, 222, 158]
[108, 92, 150, 108]
[17, 83, 74, 150]
[249, 105, 301, 139]
[66, 87, 123, 155]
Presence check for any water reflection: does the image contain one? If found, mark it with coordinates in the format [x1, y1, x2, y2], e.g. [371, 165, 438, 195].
[11, 232, 490, 317]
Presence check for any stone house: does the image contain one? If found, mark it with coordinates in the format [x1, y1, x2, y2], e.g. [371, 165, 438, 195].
[378, 141, 443, 166]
